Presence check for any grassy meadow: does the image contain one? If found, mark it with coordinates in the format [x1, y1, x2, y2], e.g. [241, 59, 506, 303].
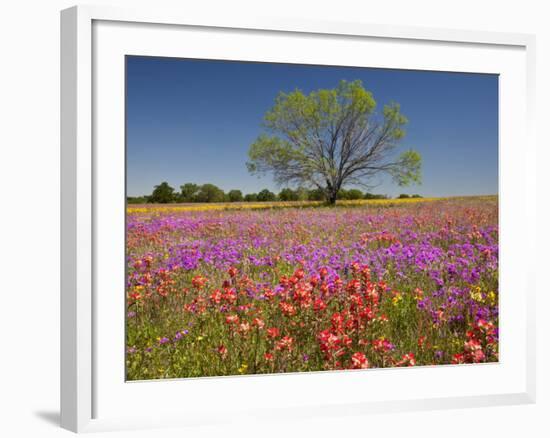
[126, 196, 498, 380]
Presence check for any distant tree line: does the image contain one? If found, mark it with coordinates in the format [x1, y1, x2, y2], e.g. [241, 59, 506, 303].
[397, 193, 423, 199]
[126, 181, 422, 204]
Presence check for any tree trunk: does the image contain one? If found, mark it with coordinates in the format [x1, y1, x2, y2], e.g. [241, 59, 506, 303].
[325, 182, 339, 205]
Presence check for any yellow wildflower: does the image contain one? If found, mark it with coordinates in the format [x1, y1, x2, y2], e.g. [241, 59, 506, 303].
[392, 293, 403, 306]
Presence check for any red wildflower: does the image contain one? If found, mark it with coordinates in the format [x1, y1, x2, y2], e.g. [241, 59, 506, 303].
[331, 312, 345, 332]
[346, 279, 361, 293]
[222, 289, 237, 304]
[396, 353, 416, 367]
[309, 276, 319, 287]
[279, 301, 296, 316]
[267, 327, 280, 339]
[217, 345, 228, 359]
[313, 298, 327, 312]
[318, 329, 341, 353]
[263, 288, 275, 300]
[464, 339, 485, 363]
[275, 336, 294, 351]
[292, 284, 313, 308]
[225, 314, 240, 325]
[191, 275, 208, 289]
[239, 322, 251, 334]
[351, 352, 370, 369]
[228, 266, 238, 278]
[210, 289, 222, 304]
[452, 353, 465, 364]
[252, 318, 265, 329]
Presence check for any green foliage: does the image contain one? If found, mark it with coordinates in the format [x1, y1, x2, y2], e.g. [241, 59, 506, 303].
[398, 194, 410, 199]
[382, 102, 408, 140]
[390, 150, 422, 186]
[246, 80, 422, 204]
[278, 188, 299, 201]
[337, 188, 364, 200]
[307, 188, 326, 201]
[127, 196, 150, 204]
[179, 183, 200, 202]
[347, 189, 364, 200]
[246, 135, 306, 181]
[140, 181, 398, 205]
[293, 187, 309, 201]
[227, 189, 244, 202]
[336, 189, 348, 200]
[149, 182, 176, 203]
[256, 189, 277, 202]
[195, 184, 226, 203]
[364, 193, 388, 200]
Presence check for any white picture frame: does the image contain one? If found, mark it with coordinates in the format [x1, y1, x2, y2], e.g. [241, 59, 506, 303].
[60, 4, 537, 433]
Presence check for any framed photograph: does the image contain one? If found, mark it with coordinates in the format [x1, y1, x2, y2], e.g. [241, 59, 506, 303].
[61, 5, 536, 433]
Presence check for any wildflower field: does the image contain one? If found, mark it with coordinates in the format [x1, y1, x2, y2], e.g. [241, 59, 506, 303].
[126, 196, 498, 380]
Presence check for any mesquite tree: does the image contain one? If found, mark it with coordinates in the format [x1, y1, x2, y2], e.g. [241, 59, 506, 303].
[246, 80, 421, 204]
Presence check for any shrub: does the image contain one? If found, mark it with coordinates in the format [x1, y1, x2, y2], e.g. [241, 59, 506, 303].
[150, 182, 176, 203]
[127, 196, 149, 204]
[345, 189, 364, 200]
[257, 189, 277, 202]
[244, 193, 258, 202]
[364, 193, 388, 200]
[278, 188, 299, 201]
[228, 189, 244, 202]
[307, 188, 326, 201]
[195, 184, 226, 203]
[179, 183, 200, 202]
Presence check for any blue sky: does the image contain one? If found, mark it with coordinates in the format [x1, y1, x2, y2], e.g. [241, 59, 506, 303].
[126, 56, 498, 198]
